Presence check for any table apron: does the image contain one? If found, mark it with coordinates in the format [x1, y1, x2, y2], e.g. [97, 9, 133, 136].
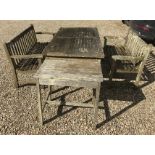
[38, 78, 101, 89]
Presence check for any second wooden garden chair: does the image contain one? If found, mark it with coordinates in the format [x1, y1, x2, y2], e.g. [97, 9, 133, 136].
[104, 29, 152, 86]
[4, 24, 55, 88]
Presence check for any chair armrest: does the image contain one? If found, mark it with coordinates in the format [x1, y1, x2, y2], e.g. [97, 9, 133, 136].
[10, 54, 43, 59]
[112, 55, 144, 61]
[36, 32, 56, 36]
[104, 36, 126, 46]
[104, 36, 124, 40]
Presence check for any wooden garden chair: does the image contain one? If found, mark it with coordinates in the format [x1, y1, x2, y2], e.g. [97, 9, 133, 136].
[4, 24, 55, 88]
[104, 29, 152, 86]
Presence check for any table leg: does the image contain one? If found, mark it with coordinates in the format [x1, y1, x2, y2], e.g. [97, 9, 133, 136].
[37, 79, 43, 126]
[48, 85, 52, 101]
[93, 83, 100, 130]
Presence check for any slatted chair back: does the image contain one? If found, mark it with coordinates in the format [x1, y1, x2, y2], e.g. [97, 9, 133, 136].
[5, 25, 37, 67]
[140, 45, 151, 61]
[124, 29, 150, 59]
[125, 30, 139, 55]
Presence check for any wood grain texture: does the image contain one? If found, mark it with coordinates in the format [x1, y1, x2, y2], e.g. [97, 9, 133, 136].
[43, 27, 104, 58]
[34, 58, 103, 88]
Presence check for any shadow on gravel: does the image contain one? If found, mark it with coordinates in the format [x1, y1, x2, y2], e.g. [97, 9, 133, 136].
[43, 86, 92, 125]
[43, 81, 145, 128]
[43, 106, 77, 125]
[96, 81, 145, 129]
[43, 98, 92, 125]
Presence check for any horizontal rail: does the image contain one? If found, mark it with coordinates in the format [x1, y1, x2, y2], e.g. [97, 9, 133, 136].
[46, 100, 104, 109]
[11, 54, 43, 59]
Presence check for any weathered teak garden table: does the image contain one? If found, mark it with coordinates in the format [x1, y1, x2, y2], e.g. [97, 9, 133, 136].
[34, 58, 103, 129]
[43, 27, 104, 58]
[35, 27, 104, 129]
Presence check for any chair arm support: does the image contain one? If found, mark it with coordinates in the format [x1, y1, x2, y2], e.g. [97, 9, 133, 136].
[10, 54, 43, 59]
[104, 36, 124, 40]
[112, 55, 144, 61]
[36, 32, 56, 36]
[104, 36, 126, 46]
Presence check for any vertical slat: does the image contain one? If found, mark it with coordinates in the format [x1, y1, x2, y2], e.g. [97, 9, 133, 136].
[18, 36, 25, 55]
[21, 34, 28, 54]
[14, 41, 22, 64]
[28, 30, 34, 50]
[25, 30, 32, 51]
[28, 29, 36, 49]
[16, 38, 22, 56]
[27, 30, 33, 51]
[32, 27, 37, 43]
[10, 43, 18, 65]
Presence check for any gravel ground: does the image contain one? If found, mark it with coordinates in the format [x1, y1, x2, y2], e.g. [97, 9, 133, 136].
[0, 20, 155, 135]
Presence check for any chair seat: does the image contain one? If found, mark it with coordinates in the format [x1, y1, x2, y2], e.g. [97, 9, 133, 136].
[16, 58, 39, 71]
[16, 42, 48, 71]
[116, 61, 140, 73]
[28, 42, 48, 54]
[105, 45, 130, 57]
[113, 44, 141, 72]
[105, 45, 137, 64]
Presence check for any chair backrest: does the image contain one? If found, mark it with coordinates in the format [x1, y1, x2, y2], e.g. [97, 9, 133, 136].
[4, 25, 37, 66]
[125, 29, 150, 58]
[140, 44, 152, 61]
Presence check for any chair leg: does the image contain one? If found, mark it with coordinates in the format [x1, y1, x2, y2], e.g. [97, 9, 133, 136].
[135, 79, 140, 87]
[38, 58, 42, 67]
[37, 79, 43, 126]
[135, 63, 144, 87]
[109, 60, 116, 81]
[135, 73, 142, 87]
[13, 70, 19, 88]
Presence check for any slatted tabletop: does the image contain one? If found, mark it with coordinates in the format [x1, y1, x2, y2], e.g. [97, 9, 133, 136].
[43, 27, 104, 58]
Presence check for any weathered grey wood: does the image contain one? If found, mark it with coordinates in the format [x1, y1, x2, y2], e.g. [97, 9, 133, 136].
[39, 79, 100, 89]
[93, 83, 100, 129]
[4, 25, 53, 88]
[104, 29, 152, 85]
[104, 36, 126, 47]
[37, 79, 43, 126]
[109, 59, 116, 81]
[37, 58, 42, 68]
[45, 85, 52, 101]
[47, 85, 52, 101]
[43, 27, 104, 59]
[36, 32, 56, 36]
[34, 58, 103, 87]
[55, 27, 100, 38]
[112, 55, 144, 61]
[3, 43, 19, 88]
[35, 58, 103, 128]
[135, 45, 151, 86]
[10, 54, 43, 59]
